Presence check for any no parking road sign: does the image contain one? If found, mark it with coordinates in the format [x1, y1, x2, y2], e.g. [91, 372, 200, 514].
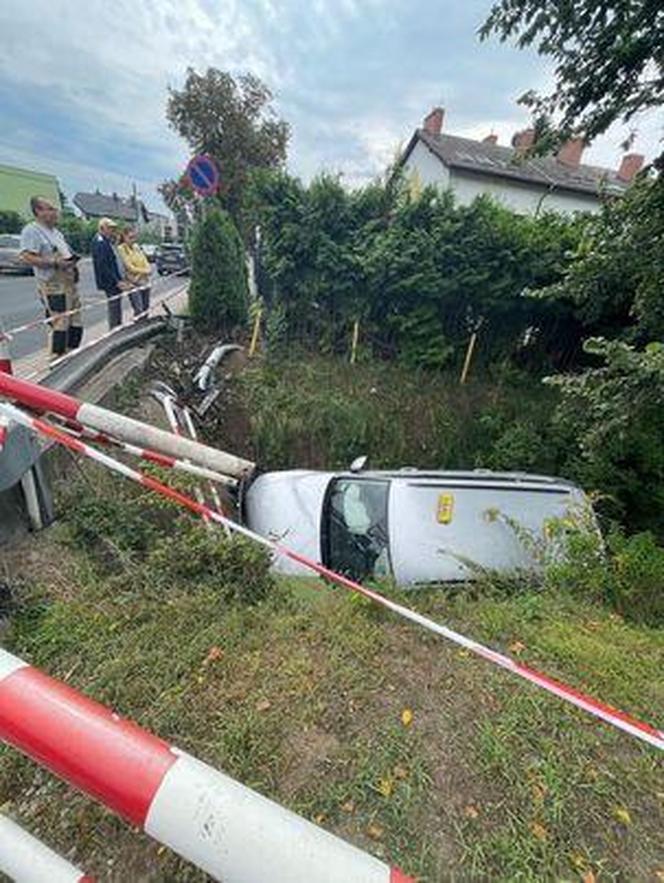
[186, 154, 220, 196]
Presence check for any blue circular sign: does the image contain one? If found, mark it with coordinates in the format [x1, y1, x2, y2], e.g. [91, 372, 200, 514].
[186, 154, 220, 196]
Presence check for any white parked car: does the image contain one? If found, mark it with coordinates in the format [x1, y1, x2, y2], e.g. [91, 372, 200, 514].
[0, 234, 31, 274]
[244, 467, 593, 585]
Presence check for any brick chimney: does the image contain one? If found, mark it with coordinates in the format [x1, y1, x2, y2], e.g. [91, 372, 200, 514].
[483, 134, 498, 145]
[617, 153, 644, 183]
[511, 128, 535, 152]
[556, 138, 585, 167]
[423, 107, 444, 136]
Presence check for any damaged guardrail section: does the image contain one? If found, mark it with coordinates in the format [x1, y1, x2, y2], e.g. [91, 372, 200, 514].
[0, 371, 254, 480]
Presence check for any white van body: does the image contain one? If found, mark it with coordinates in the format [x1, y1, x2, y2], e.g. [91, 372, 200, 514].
[244, 469, 592, 585]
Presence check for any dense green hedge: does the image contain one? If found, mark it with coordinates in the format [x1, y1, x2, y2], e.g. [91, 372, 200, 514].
[243, 171, 588, 371]
[0, 210, 23, 234]
[189, 209, 249, 330]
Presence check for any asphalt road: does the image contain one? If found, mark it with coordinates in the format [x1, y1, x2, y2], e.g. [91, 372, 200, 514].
[0, 259, 182, 361]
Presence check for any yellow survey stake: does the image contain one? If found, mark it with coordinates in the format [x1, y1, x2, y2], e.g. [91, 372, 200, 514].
[437, 493, 454, 524]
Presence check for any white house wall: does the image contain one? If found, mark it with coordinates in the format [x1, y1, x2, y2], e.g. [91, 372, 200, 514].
[449, 169, 600, 215]
[403, 142, 600, 215]
[404, 141, 450, 189]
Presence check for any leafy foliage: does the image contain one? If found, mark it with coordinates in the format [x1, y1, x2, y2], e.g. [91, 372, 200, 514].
[58, 215, 98, 255]
[547, 338, 664, 533]
[480, 0, 664, 157]
[163, 68, 290, 220]
[535, 178, 664, 342]
[545, 524, 664, 627]
[147, 522, 274, 605]
[244, 171, 586, 370]
[0, 210, 23, 233]
[189, 209, 249, 331]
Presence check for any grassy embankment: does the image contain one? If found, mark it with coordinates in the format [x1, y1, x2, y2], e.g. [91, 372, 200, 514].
[0, 349, 662, 882]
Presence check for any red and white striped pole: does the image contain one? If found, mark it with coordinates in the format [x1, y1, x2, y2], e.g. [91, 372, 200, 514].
[55, 420, 237, 487]
[0, 332, 12, 375]
[2, 399, 662, 753]
[0, 371, 253, 480]
[0, 814, 93, 883]
[0, 323, 12, 450]
[0, 648, 412, 883]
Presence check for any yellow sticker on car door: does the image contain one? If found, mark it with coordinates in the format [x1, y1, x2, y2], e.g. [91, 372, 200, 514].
[437, 493, 454, 524]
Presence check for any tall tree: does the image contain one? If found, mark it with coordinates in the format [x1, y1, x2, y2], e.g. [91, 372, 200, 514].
[480, 0, 664, 160]
[163, 68, 290, 220]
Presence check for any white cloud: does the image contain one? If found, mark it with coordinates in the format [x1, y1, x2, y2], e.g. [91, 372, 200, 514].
[0, 0, 660, 210]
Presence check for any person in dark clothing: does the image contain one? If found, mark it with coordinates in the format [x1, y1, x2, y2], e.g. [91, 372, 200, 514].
[91, 217, 130, 329]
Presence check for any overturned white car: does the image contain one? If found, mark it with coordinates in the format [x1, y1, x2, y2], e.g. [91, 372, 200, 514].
[244, 467, 593, 585]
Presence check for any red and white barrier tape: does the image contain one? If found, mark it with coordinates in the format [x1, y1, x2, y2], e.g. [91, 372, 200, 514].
[2, 399, 662, 752]
[0, 813, 93, 883]
[0, 648, 411, 882]
[22, 282, 188, 382]
[0, 372, 252, 479]
[0, 329, 12, 450]
[2, 267, 190, 342]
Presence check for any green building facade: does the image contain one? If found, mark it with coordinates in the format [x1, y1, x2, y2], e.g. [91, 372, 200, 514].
[0, 164, 61, 219]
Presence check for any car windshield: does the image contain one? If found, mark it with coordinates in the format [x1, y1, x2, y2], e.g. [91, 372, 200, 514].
[324, 478, 390, 581]
[0, 235, 20, 247]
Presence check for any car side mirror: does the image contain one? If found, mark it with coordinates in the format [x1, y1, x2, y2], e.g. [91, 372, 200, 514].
[349, 455, 368, 473]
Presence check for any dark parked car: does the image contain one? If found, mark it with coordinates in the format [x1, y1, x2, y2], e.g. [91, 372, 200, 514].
[0, 234, 32, 274]
[155, 243, 188, 276]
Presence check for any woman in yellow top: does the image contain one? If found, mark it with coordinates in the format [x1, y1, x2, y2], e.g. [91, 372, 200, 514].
[118, 227, 151, 318]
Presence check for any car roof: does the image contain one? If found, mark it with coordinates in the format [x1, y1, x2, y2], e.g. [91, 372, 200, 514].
[336, 468, 578, 489]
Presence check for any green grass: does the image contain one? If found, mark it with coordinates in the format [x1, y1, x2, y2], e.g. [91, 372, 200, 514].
[212, 355, 560, 475]
[1, 343, 662, 881]
[1, 509, 662, 881]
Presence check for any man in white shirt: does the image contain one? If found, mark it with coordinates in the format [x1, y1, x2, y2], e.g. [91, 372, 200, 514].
[20, 197, 83, 359]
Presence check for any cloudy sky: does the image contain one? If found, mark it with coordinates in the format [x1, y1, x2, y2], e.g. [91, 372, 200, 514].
[1, 0, 661, 212]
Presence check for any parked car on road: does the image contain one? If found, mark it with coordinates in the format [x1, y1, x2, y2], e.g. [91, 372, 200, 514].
[244, 468, 594, 585]
[155, 243, 188, 276]
[141, 243, 158, 263]
[0, 234, 31, 274]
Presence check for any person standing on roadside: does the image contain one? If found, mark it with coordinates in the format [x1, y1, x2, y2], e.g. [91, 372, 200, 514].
[118, 227, 151, 318]
[91, 217, 130, 329]
[19, 196, 83, 359]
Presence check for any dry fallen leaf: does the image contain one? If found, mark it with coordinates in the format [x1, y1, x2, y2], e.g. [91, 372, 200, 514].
[401, 708, 414, 727]
[202, 645, 223, 666]
[340, 800, 355, 814]
[377, 778, 393, 798]
[613, 806, 632, 826]
[509, 641, 526, 655]
[314, 813, 326, 825]
[581, 870, 596, 883]
[569, 851, 587, 870]
[393, 765, 408, 780]
[531, 784, 547, 803]
[256, 698, 271, 712]
[530, 821, 549, 841]
[463, 804, 480, 819]
[653, 869, 664, 882]
[367, 822, 384, 841]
